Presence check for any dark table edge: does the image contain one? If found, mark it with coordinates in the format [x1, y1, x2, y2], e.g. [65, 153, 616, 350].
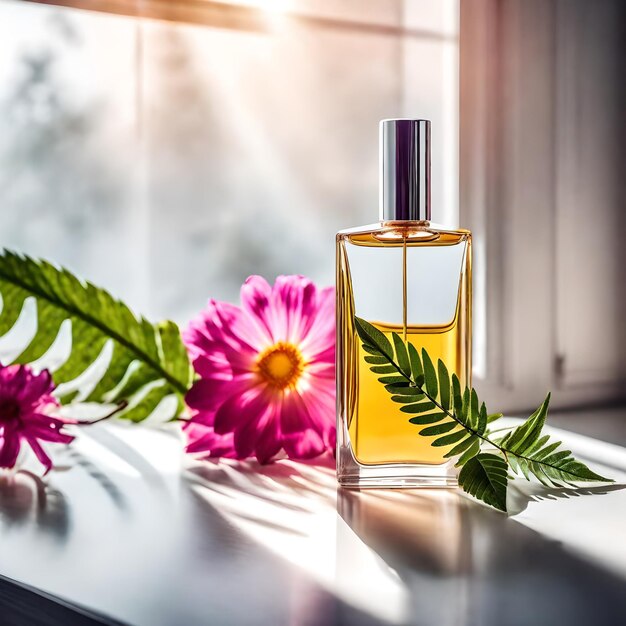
[0, 573, 128, 626]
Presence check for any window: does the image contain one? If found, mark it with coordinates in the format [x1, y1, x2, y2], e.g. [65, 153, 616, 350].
[0, 0, 459, 322]
[461, 0, 625, 411]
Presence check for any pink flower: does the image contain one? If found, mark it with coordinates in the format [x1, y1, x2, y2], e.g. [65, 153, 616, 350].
[0, 364, 74, 474]
[183, 275, 335, 464]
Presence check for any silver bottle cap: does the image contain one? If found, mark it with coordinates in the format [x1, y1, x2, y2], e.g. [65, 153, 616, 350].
[379, 119, 431, 221]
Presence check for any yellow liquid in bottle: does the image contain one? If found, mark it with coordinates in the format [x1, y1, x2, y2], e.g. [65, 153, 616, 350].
[350, 316, 467, 465]
[338, 227, 471, 467]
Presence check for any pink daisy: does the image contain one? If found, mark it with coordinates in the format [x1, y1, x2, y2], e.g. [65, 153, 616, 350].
[183, 275, 335, 464]
[0, 364, 74, 474]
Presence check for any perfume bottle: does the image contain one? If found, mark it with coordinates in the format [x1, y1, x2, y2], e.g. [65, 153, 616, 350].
[336, 119, 471, 488]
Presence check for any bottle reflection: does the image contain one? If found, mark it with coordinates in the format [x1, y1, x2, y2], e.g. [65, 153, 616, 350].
[337, 488, 472, 625]
[0, 471, 70, 541]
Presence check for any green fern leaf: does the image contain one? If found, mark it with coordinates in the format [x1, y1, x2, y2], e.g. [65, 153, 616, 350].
[392, 333, 410, 377]
[0, 251, 193, 421]
[391, 394, 421, 404]
[500, 394, 612, 486]
[501, 394, 550, 452]
[432, 429, 467, 447]
[407, 343, 424, 385]
[378, 375, 407, 385]
[364, 355, 388, 365]
[384, 384, 423, 396]
[354, 317, 393, 359]
[399, 401, 435, 414]
[456, 439, 481, 467]
[437, 359, 451, 410]
[419, 421, 457, 436]
[408, 413, 445, 425]
[478, 402, 488, 435]
[444, 433, 477, 459]
[421, 349, 438, 398]
[353, 315, 613, 512]
[459, 453, 508, 512]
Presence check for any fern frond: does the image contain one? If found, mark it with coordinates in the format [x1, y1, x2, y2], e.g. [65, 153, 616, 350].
[354, 316, 613, 512]
[459, 453, 508, 512]
[354, 317, 481, 461]
[500, 394, 611, 487]
[0, 251, 193, 421]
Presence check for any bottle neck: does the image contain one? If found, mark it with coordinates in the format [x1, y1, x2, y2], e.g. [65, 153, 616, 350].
[381, 220, 431, 229]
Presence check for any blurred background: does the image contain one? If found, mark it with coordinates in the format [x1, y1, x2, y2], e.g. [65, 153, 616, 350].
[0, 0, 623, 414]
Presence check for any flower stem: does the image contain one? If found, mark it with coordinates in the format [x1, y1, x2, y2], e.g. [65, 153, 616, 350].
[74, 401, 129, 426]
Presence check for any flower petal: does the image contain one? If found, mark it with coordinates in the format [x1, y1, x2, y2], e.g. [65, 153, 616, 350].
[0, 427, 21, 469]
[279, 391, 326, 460]
[304, 360, 335, 379]
[299, 286, 335, 358]
[22, 370, 57, 407]
[213, 384, 268, 436]
[185, 376, 253, 412]
[283, 428, 325, 460]
[184, 300, 259, 376]
[298, 387, 336, 447]
[253, 403, 282, 464]
[184, 421, 236, 459]
[26, 437, 53, 474]
[240, 275, 276, 346]
[22, 415, 75, 444]
[270, 275, 319, 345]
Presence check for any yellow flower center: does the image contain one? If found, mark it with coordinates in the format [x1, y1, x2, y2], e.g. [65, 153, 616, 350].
[257, 342, 305, 390]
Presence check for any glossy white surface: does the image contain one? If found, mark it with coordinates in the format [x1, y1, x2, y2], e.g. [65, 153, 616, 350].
[0, 417, 625, 625]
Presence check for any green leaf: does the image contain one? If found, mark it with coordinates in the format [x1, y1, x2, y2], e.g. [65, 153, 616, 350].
[444, 433, 476, 458]
[385, 384, 423, 396]
[0, 251, 192, 421]
[407, 343, 423, 384]
[354, 317, 393, 360]
[352, 314, 613, 513]
[362, 344, 383, 356]
[532, 439, 560, 460]
[437, 359, 451, 410]
[364, 355, 388, 365]
[419, 421, 457, 436]
[399, 401, 435, 414]
[408, 413, 444, 425]
[470, 388, 480, 430]
[432, 429, 467, 447]
[391, 394, 422, 404]
[478, 402, 487, 435]
[421, 349, 438, 398]
[501, 393, 613, 487]
[392, 332, 410, 377]
[461, 388, 470, 425]
[504, 393, 551, 452]
[370, 365, 397, 374]
[458, 453, 508, 511]
[377, 376, 406, 385]
[456, 438, 481, 467]
[452, 374, 463, 417]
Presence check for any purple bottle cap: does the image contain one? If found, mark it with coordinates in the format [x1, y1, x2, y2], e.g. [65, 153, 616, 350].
[379, 119, 431, 221]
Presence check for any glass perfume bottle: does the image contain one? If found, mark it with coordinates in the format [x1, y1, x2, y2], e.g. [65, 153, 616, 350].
[336, 119, 471, 488]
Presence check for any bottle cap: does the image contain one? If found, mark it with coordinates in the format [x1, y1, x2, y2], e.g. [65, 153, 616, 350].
[379, 119, 431, 221]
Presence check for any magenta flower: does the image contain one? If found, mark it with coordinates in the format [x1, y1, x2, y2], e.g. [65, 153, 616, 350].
[0, 364, 74, 474]
[183, 275, 335, 464]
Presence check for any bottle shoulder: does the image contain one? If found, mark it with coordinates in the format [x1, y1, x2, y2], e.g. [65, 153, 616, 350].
[336, 221, 471, 246]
